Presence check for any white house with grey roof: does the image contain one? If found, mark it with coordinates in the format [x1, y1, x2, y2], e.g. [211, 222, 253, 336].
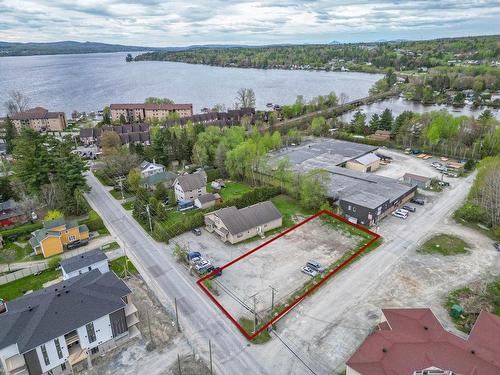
[0, 270, 139, 375]
[204, 201, 282, 244]
[173, 170, 207, 202]
[60, 249, 109, 280]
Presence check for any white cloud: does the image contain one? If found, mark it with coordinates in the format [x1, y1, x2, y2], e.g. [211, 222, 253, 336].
[0, 0, 499, 45]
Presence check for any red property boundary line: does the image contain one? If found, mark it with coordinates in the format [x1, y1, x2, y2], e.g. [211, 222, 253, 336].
[197, 209, 381, 341]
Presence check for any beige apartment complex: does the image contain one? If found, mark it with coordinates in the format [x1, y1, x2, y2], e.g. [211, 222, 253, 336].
[110, 103, 193, 122]
[10, 107, 67, 131]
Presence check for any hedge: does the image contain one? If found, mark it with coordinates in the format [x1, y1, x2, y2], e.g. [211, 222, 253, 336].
[0, 222, 43, 237]
[153, 185, 281, 242]
[78, 210, 105, 231]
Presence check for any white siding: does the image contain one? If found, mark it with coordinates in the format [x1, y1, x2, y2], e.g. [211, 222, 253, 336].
[63, 260, 109, 280]
[77, 315, 113, 350]
[35, 334, 69, 374]
[0, 344, 20, 373]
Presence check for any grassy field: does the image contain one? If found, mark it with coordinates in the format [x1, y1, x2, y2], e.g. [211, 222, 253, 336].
[0, 269, 61, 301]
[110, 189, 134, 200]
[418, 234, 470, 255]
[101, 241, 120, 252]
[239, 318, 272, 344]
[270, 195, 313, 229]
[122, 200, 134, 210]
[110, 256, 139, 278]
[0, 242, 42, 264]
[209, 181, 252, 200]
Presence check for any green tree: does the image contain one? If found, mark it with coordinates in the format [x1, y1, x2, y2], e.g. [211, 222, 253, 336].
[379, 108, 394, 131]
[299, 169, 330, 211]
[0, 177, 16, 201]
[385, 68, 397, 86]
[274, 157, 292, 192]
[102, 106, 111, 125]
[44, 210, 64, 221]
[369, 113, 380, 133]
[127, 168, 141, 192]
[3, 117, 17, 154]
[145, 97, 174, 104]
[125, 53, 133, 62]
[310, 116, 328, 136]
[350, 111, 366, 134]
[119, 114, 127, 124]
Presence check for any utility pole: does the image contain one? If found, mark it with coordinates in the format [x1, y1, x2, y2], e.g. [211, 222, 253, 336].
[118, 178, 124, 200]
[250, 293, 259, 333]
[269, 286, 276, 311]
[209, 339, 213, 375]
[174, 297, 180, 332]
[146, 204, 153, 233]
[177, 354, 182, 375]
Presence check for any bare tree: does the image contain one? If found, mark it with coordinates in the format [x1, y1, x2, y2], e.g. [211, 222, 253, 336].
[4, 91, 31, 115]
[235, 88, 256, 109]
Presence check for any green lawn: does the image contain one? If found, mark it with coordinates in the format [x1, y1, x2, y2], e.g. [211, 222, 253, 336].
[418, 234, 470, 255]
[101, 241, 120, 252]
[110, 189, 133, 200]
[0, 269, 61, 301]
[210, 181, 252, 200]
[121, 200, 134, 210]
[0, 242, 41, 264]
[110, 256, 139, 278]
[270, 195, 313, 228]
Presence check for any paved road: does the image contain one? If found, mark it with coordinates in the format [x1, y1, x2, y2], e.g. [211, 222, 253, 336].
[85, 172, 270, 375]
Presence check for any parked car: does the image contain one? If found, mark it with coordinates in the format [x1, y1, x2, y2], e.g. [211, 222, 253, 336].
[396, 208, 409, 215]
[431, 162, 442, 168]
[411, 149, 421, 154]
[438, 181, 450, 187]
[301, 266, 318, 277]
[67, 239, 88, 250]
[411, 198, 425, 205]
[187, 251, 202, 263]
[445, 171, 459, 178]
[392, 210, 408, 219]
[192, 228, 202, 236]
[306, 261, 325, 273]
[494, 243, 500, 252]
[402, 205, 416, 212]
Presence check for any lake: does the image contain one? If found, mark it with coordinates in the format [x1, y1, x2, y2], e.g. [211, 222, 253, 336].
[341, 97, 500, 121]
[0, 52, 382, 116]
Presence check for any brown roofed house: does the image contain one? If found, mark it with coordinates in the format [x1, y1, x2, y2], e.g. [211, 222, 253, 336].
[10, 107, 66, 131]
[109, 103, 193, 122]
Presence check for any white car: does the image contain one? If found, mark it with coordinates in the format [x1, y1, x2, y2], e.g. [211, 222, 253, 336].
[392, 210, 408, 219]
[301, 266, 318, 277]
[396, 208, 410, 215]
[431, 162, 442, 168]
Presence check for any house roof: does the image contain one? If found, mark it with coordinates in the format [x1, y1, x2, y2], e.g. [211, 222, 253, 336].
[10, 107, 63, 121]
[0, 269, 130, 353]
[141, 171, 177, 186]
[346, 308, 500, 375]
[209, 201, 282, 236]
[60, 249, 107, 274]
[196, 193, 220, 204]
[175, 171, 207, 191]
[341, 191, 389, 210]
[140, 161, 165, 172]
[0, 199, 17, 211]
[354, 153, 380, 166]
[403, 173, 431, 183]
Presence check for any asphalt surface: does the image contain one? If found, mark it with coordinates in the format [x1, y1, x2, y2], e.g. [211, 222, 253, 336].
[85, 172, 271, 375]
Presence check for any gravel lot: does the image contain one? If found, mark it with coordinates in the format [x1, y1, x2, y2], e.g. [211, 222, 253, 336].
[174, 216, 363, 321]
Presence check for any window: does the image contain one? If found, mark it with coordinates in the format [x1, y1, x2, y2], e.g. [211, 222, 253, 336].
[41, 344, 50, 366]
[68, 235, 76, 242]
[61, 363, 66, 371]
[348, 205, 352, 211]
[88, 266, 92, 271]
[54, 338, 63, 359]
[91, 347, 99, 355]
[86, 322, 97, 343]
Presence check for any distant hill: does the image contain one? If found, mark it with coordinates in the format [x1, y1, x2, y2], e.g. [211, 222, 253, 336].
[0, 41, 168, 57]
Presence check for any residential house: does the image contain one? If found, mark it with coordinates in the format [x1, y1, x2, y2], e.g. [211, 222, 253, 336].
[29, 218, 90, 258]
[403, 173, 431, 189]
[79, 124, 150, 146]
[345, 153, 380, 173]
[139, 161, 165, 179]
[0, 269, 140, 375]
[10, 107, 66, 132]
[0, 200, 27, 228]
[194, 193, 221, 209]
[173, 171, 207, 202]
[60, 249, 109, 280]
[204, 201, 282, 244]
[110, 103, 193, 123]
[346, 308, 500, 375]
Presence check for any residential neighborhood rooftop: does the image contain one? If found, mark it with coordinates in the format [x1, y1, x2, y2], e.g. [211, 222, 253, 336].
[60, 248, 108, 274]
[403, 172, 432, 182]
[10, 107, 64, 121]
[346, 308, 500, 375]
[0, 269, 130, 354]
[110, 103, 193, 110]
[175, 171, 207, 191]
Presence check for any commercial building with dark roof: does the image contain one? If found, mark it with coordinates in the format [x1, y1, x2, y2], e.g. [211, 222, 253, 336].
[205, 201, 282, 244]
[10, 107, 67, 132]
[346, 308, 500, 375]
[0, 269, 139, 375]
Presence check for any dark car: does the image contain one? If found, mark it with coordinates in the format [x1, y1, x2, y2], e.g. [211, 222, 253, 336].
[494, 243, 500, 252]
[402, 205, 416, 212]
[192, 228, 202, 236]
[411, 198, 425, 205]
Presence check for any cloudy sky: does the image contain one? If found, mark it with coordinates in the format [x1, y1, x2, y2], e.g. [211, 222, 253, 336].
[1, 0, 500, 46]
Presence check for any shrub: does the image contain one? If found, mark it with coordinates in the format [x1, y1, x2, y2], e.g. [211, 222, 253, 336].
[454, 202, 487, 224]
[0, 222, 43, 237]
[206, 168, 221, 183]
[48, 256, 61, 270]
[78, 210, 105, 231]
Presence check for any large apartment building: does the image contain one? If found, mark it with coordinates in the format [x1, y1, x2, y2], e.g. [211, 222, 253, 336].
[10, 107, 67, 132]
[0, 263, 139, 375]
[109, 103, 193, 122]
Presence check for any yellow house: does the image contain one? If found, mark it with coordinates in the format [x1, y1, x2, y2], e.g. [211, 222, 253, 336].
[29, 218, 90, 258]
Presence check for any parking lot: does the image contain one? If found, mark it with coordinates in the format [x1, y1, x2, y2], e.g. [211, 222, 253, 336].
[174, 215, 364, 323]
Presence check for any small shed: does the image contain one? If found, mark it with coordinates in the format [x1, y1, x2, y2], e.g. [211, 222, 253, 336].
[194, 193, 221, 209]
[403, 173, 431, 189]
[346, 153, 381, 172]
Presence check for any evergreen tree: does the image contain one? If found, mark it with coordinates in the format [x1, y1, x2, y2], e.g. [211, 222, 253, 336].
[369, 113, 380, 133]
[3, 117, 17, 154]
[379, 108, 394, 131]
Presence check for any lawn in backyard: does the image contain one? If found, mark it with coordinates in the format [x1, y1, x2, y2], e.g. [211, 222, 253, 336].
[209, 181, 252, 200]
[0, 269, 61, 301]
[0, 242, 42, 264]
[110, 256, 139, 278]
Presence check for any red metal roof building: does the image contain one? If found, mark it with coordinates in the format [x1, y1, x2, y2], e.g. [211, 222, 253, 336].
[346, 308, 500, 375]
